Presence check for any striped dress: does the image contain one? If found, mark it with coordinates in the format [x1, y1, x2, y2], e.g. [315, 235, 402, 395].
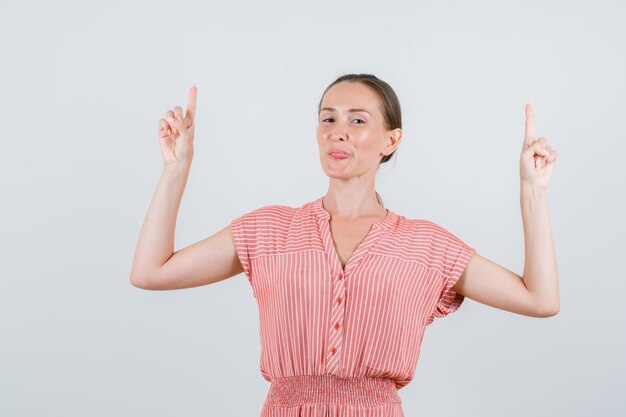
[230, 196, 476, 417]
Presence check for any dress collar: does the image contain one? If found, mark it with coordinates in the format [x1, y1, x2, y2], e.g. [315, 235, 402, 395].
[310, 196, 398, 231]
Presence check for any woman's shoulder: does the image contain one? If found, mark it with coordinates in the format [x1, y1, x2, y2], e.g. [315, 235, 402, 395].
[387, 210, 435, 229]
[389, 212, 465, 242]
[233, 198, 320, 223]
[243, 203, 295, 215]
[401, 216, 473, 252]
[234, 203, 297, 223]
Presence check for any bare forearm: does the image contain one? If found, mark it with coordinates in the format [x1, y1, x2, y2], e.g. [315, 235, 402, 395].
[520, 184, 560, 314]
[129, 163, 191, 283]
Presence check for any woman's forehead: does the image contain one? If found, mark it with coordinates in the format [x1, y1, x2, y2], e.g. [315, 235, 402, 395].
[321, 83, 380, 114]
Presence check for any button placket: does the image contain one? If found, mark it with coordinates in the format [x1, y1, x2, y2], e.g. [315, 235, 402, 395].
[326, 271, 346, 373]
[312, 196, 398, 376]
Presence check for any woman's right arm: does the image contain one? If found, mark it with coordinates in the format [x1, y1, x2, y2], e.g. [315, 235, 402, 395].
[128, 86, 244, 290]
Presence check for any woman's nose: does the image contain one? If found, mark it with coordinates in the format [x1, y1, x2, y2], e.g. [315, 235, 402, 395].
[330, 125, 347, 141]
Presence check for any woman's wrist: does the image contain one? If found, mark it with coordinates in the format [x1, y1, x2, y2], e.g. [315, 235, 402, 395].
[163, 160, 192, 175]
[520, 182, 546, 200]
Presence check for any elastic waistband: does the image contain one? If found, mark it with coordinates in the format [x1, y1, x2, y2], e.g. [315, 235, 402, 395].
[264, 374, 401, 407]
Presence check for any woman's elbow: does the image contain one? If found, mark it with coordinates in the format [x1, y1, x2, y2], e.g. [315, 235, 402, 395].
[129, 273, 153, 290]
[537, 302, 560, 317]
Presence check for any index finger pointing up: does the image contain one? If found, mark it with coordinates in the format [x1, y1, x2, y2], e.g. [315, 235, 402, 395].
[186, 85, 197, 120]
[524, 102, 535, 145]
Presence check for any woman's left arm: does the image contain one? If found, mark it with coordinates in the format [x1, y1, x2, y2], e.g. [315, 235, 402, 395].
[451, 103, 560, 318]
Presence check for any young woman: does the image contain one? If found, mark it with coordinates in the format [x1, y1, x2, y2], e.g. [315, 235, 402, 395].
[129, 73, 560, 416]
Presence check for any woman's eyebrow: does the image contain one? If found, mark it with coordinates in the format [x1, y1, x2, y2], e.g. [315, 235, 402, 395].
[320, 107, 371, 115]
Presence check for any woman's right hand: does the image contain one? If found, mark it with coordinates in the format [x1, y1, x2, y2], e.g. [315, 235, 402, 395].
[158, 85, 197, 167]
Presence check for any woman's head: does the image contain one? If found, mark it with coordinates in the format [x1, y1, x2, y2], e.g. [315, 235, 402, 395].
[316, 74, 403, 205]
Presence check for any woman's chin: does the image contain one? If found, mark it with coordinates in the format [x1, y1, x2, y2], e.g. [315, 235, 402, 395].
[322, 169, 351, 180]
[320, 160, 355, 179]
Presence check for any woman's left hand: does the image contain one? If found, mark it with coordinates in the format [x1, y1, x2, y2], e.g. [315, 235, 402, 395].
[520, 103, 558, 191]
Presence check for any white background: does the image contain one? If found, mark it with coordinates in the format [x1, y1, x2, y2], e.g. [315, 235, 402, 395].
[1, 0, 624, 416]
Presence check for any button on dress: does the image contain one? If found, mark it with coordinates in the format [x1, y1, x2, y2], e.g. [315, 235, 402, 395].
[230, 196, 477, 417]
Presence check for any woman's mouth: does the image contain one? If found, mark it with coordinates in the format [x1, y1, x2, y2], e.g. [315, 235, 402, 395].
[329, 152, 350, 160]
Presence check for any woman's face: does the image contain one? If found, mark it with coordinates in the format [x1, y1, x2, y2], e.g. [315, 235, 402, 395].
[317, 81, 401, 181]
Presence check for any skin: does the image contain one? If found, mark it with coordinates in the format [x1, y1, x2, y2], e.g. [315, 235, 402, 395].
[316, 81, 402, 269]
[452, 103, 560, 317]
[131, 85, 560, 320]
[318, 82, 560, 318]
[316, 81, 401, 220]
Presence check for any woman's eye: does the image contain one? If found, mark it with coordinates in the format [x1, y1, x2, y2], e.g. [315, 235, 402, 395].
[320, 118, 364, 124]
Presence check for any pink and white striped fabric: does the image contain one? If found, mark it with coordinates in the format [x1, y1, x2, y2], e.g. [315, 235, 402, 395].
[230, 196, 476, 417]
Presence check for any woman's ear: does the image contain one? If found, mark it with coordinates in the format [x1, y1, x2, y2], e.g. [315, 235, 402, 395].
[384, 128, 402, 155]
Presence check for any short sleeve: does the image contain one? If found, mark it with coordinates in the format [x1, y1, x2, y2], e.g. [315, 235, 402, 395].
[230, 212, 255, 284]
[426, 223, 477, 325]
[230, 204, 285, 285]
